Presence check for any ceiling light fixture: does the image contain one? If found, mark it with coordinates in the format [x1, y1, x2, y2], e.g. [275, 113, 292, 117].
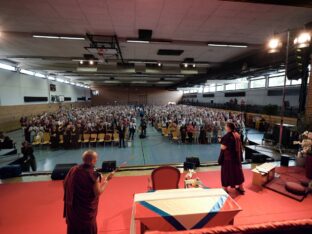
[126, 39, 150, 44]
[89, 60, 94, 65]
[34, 73, 46, 78]
[59, 36, 85, 40]
[33, 35, 59, 39]
[192, 64, 196, 68]
[56, 78, 65, 83]
[128, 60, 159, 65]
[267, 37, 282, 53]
[131, 81, 147, 84]
[47, 76, 56, 81]
[79, 60, 84, 64]
[20, 69, 35, 76]
[183, 63, 188, 68]
[104, 80, 120, 84]
[158, 62, 162, 67]
[128, 61, 143, 64]
[150, 40, 172, 44]
[208, 43, 248, 48]
[157, 81, 174, 84]
[294, 31, 311, 48]
[0, 62, 16, 71]
[33, 35, 85, 40]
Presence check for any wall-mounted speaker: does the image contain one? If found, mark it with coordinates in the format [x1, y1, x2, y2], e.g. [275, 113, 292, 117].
[24, 96, 48, 102]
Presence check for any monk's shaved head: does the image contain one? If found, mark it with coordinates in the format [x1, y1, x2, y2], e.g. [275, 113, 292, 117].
[82, 150, 98, 166]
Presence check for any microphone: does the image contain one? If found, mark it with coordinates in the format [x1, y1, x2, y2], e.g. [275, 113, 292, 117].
[95, 171, 102, 182]
[96, 161, 127, 183]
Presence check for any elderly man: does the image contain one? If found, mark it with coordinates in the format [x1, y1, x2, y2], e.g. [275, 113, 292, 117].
[63, 150, 113, 234]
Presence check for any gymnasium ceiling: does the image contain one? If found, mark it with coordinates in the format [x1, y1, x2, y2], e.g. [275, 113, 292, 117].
[0, 0, 311, 88]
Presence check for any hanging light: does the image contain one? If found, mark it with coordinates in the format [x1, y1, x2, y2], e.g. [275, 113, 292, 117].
[267, 37, 282, 53]
[294, 31, 311, 48]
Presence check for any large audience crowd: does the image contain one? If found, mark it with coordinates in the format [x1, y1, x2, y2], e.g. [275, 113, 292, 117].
[146, 105, 245, 144]
[20, 106, 141, 148]
[19, 104, 245, 148]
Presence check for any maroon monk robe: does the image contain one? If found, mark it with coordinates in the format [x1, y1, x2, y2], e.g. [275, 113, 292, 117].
[64, 164, 99, 234]
[219, 131, 245, 187]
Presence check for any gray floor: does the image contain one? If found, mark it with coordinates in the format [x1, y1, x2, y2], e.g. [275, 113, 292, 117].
[4, 125, 264, 171]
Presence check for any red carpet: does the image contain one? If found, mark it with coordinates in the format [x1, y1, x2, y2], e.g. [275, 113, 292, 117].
[0, 168, 312, 234]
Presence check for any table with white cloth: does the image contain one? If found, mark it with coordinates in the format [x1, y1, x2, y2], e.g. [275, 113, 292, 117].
[130, 188, 242, 233]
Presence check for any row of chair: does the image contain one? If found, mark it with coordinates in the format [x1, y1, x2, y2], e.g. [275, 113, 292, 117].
[32, 132, 120, 146]
[161, 127, 180, 143]
[32, 132, 51, 146]
[78, 133, 120, 145]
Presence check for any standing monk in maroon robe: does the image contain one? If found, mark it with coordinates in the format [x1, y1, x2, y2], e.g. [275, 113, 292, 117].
[218, 122, 245, 194]
[64, 150, 113, 234]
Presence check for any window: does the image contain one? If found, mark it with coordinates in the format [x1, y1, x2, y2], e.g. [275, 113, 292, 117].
[235, 82, 248, 90]
[269, 75, 290, 87]
[225, 83, 235, 91]
[268, 69, 304, 87]
[250, 77, 266, 88]
[289, 79, 302, 86]
[216, 85, 224, 91]
[233, 78, 248, 90]
[203, 86, 209, 93]
[209, 84, 216, 92]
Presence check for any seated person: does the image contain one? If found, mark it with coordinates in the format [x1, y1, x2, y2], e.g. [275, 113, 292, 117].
[0, 132, 14, 149]
[21, 141, 37, 172]
[10, 141, 36, 172]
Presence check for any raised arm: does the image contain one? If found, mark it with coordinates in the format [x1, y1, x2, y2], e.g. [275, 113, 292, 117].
[93, 172, 114, 196]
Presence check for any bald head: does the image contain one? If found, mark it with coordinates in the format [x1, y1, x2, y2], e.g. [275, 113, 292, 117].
[82, 150, 98, 166]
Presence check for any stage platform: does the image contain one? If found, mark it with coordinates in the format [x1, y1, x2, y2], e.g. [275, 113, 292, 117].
[245, 145, 295, 161]
[0, 150, 19, 167]
[0, 155, 19, 165]
[245, 128, 264, 145]
[0, 168, 311, 234]
[0, 148, 17, 156]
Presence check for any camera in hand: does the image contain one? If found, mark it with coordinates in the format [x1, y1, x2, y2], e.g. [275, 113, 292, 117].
[95, 171, 102, 182]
